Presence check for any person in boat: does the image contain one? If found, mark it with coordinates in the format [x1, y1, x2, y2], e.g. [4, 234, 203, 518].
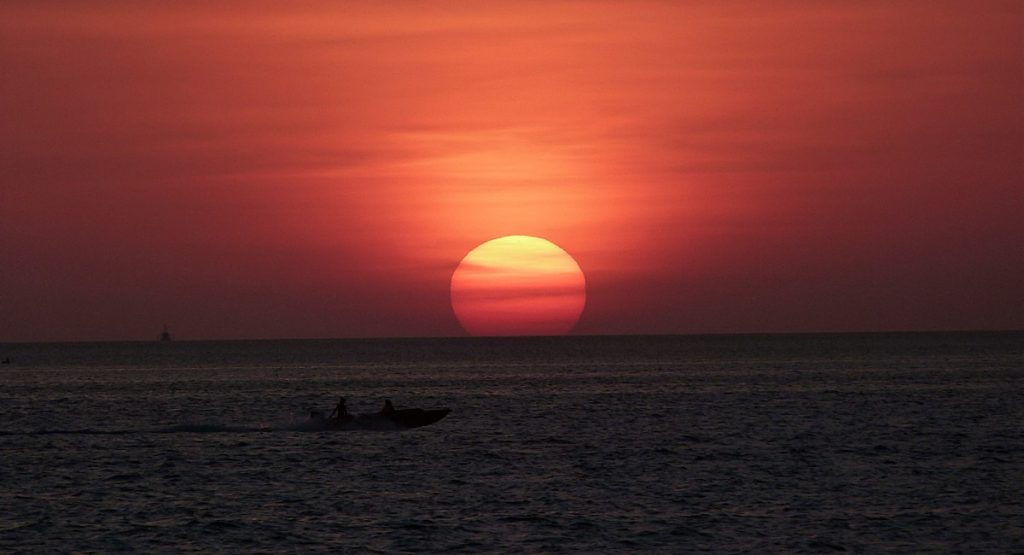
[380, 399, 395, 415]
[328, 397, 348, 422]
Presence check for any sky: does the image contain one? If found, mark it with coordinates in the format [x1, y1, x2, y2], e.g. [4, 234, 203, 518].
[2, 1, 1022, 342]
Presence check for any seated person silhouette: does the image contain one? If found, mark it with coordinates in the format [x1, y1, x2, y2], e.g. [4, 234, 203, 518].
[328, 397, 349, 422]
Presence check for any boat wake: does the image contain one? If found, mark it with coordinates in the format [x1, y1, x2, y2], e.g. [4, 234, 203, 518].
[0, 411, 450, 435]
[0, 423, 276, 436]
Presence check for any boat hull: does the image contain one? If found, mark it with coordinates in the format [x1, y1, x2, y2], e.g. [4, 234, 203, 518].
[313, 408, 450, 431]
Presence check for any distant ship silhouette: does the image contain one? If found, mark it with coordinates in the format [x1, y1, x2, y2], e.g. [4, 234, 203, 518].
[160, 324, 173, 342]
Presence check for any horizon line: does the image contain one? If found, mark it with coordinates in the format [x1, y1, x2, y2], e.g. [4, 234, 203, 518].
[3, 328, 1021, 346]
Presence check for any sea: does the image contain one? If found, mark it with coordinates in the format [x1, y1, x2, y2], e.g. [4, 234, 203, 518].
[0, 332, 1021, 553]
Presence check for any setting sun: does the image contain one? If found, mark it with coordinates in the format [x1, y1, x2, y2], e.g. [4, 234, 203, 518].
[450, 236, 586, 336]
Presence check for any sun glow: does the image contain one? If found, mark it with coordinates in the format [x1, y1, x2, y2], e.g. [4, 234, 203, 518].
[450, 235, 586, 336]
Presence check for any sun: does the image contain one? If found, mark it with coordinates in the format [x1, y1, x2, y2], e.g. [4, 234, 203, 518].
[450, 235, 586, 336]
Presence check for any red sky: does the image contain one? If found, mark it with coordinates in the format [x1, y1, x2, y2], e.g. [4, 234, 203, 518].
[2, 1, 1022, 341]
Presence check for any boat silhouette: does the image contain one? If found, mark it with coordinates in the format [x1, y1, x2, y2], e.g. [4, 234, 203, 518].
[309, 404, 450, 431]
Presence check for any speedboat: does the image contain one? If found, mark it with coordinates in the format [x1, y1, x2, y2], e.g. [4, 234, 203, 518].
[309, 407, 450, 431]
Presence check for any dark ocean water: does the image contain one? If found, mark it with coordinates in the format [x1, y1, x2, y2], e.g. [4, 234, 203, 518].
[1, 333, 1021, 553]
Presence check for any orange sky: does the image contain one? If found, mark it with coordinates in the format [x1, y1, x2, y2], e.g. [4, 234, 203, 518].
[2, 1, 1022, 341]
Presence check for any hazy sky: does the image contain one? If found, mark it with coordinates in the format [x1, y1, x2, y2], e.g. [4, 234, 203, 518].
[2, 1, 1022, 341]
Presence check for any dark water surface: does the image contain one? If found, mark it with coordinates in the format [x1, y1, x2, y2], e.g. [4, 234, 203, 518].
[1, 333, 1021, 552]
